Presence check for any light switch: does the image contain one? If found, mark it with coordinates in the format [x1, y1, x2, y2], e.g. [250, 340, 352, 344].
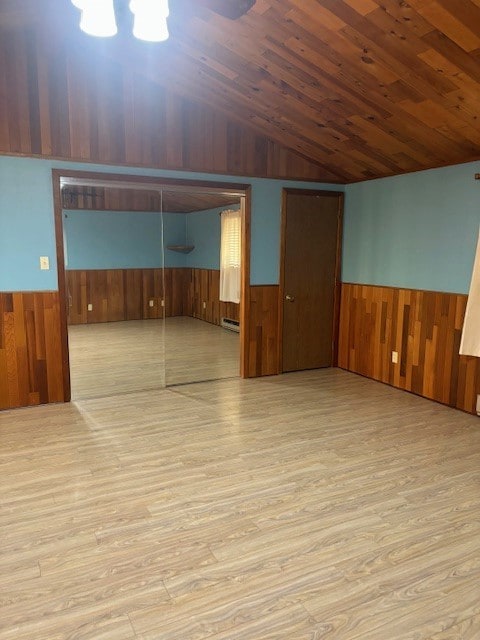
[39, 256, 50, 270]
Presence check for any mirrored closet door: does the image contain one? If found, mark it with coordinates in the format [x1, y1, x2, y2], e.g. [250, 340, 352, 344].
[160, 187, 242, 387]
[63, 180, 166, 400]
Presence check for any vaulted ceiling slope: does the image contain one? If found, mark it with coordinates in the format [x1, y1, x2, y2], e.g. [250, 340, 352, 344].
[2, 0, 480, 182]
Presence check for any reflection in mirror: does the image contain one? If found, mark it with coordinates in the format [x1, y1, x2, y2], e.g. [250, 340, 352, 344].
[63, 182, 166, 400]
[161, 189, 242, 386]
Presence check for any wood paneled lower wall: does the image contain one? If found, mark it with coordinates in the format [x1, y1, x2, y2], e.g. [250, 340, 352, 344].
[0, 283, 275, 410]
[6, 282, 476, 412]
[247, 286, 279, 377]
[66, 268, 240, 327]
[0, 292, 65, 410]
[187, 269, 240, 325]
[66, 268, 188, 324]
[339, 283, 480, 414]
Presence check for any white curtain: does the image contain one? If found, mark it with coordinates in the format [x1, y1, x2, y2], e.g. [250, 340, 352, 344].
[460, 228, 480, 357]
[220, 209, 241, 304]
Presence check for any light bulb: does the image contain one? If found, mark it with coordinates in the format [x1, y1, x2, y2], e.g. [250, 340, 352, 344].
[130, 0, 170, 42]
[78, 0, 118, 38]
[132, 15, 169, 42]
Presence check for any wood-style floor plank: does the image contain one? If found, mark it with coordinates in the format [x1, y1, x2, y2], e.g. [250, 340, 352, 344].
[68, 317, 239, 400]
[430, 614, 480, 639]
[0, 369, 479, 639]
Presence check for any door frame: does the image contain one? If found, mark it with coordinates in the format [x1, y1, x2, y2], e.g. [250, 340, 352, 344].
[277, 188, 344, 373]
[52, 168, 251, 402]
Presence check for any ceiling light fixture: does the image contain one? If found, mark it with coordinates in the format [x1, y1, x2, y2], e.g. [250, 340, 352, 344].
[130, 0, 170, 42]
[72, 0, 118, 38]
[71, 0, 170, 42]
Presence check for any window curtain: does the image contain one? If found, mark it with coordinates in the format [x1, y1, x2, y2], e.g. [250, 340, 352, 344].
[220, 209, 241, 304]
[460, 227, 480, 357]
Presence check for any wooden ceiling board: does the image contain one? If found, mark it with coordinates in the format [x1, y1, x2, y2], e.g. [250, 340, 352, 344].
[62, 186, 240, 213]
[3, 0, 480, 181]
[101, 39, 348, 179]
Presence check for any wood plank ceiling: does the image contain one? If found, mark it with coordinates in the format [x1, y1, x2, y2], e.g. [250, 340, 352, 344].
[61, 186, 240, 213]
[2, 0, 480, 182]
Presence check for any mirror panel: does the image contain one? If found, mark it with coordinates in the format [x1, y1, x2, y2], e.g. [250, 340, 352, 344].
[63, 181, 166, 400]
[161, 188, 241, 387]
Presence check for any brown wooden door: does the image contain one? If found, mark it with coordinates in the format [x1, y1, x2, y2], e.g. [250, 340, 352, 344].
[281, 190, 342, 372]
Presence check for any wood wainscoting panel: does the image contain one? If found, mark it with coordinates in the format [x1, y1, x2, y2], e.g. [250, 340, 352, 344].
[66, 268, 189, 324]
[66, 268, 239, 325]
[164, 268, 189, 319]
[124, 269, 144, 321]
[86, 270, 125, 324]
[339, 283, 480, 414]
[0, 291, 65, 410]
[140, 269, 164, 320]
[247, 285, 279, 378]
[187, 269, 240, 327]
[66, 270, 87, 324]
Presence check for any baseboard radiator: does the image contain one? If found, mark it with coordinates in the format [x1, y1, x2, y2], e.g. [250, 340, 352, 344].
[221, 317, 240, 333]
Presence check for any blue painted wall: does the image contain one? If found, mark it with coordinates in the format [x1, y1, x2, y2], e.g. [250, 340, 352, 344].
[343, 161, 480, 294]
[0, 157, 57, 291]
[162, 213, 188, 268]
[185, 207, 221, 270]
[185, 205, 240, 270]
[0, 155, 342, 291]
[64, 210, 162, 269]
[63, 204, 242, 272]
[2, 155, 479, 294]
[64, 211, 186, 269]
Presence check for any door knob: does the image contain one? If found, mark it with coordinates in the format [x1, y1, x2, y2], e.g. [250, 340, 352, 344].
[285, 294, 295, 301]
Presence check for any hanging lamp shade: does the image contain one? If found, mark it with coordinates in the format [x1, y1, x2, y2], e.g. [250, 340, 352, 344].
[129, 0, 170, 42]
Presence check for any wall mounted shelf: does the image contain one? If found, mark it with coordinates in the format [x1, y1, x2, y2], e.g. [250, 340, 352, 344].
[166, 245, 194, 254]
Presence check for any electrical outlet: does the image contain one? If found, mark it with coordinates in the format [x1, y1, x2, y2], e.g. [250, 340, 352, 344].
[161, 299, 165, 307]
[391, 351, 398, 364]
[477, 394, 480, 416]
[203, 301, 206, 309]
[87, 303, 93, 312]
[149, 300, 154, 308]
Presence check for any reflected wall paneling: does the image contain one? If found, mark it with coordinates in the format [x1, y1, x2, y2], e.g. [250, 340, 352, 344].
[141, 269, 164, 320]
[67, 269, 167, 323]
[338, 283, 480, 414]
[164, 268, 189, 318]
[187, 269, 240, 325]
[66, 268, 240, 326]
[67, 270, 87, 324]
[87, 270, 125, 323]
[0, 292, 65, 410]
[125, 269, 144, 321]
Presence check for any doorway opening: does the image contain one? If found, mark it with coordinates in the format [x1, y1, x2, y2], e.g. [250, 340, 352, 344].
[52, 170, 251, 401]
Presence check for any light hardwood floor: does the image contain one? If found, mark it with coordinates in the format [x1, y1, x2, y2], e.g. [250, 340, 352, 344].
[1, 369, 479, 639]
[68, 317, 239, 400]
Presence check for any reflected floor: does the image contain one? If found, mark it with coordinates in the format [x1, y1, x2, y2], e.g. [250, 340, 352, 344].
[68, 317, 239, 400]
